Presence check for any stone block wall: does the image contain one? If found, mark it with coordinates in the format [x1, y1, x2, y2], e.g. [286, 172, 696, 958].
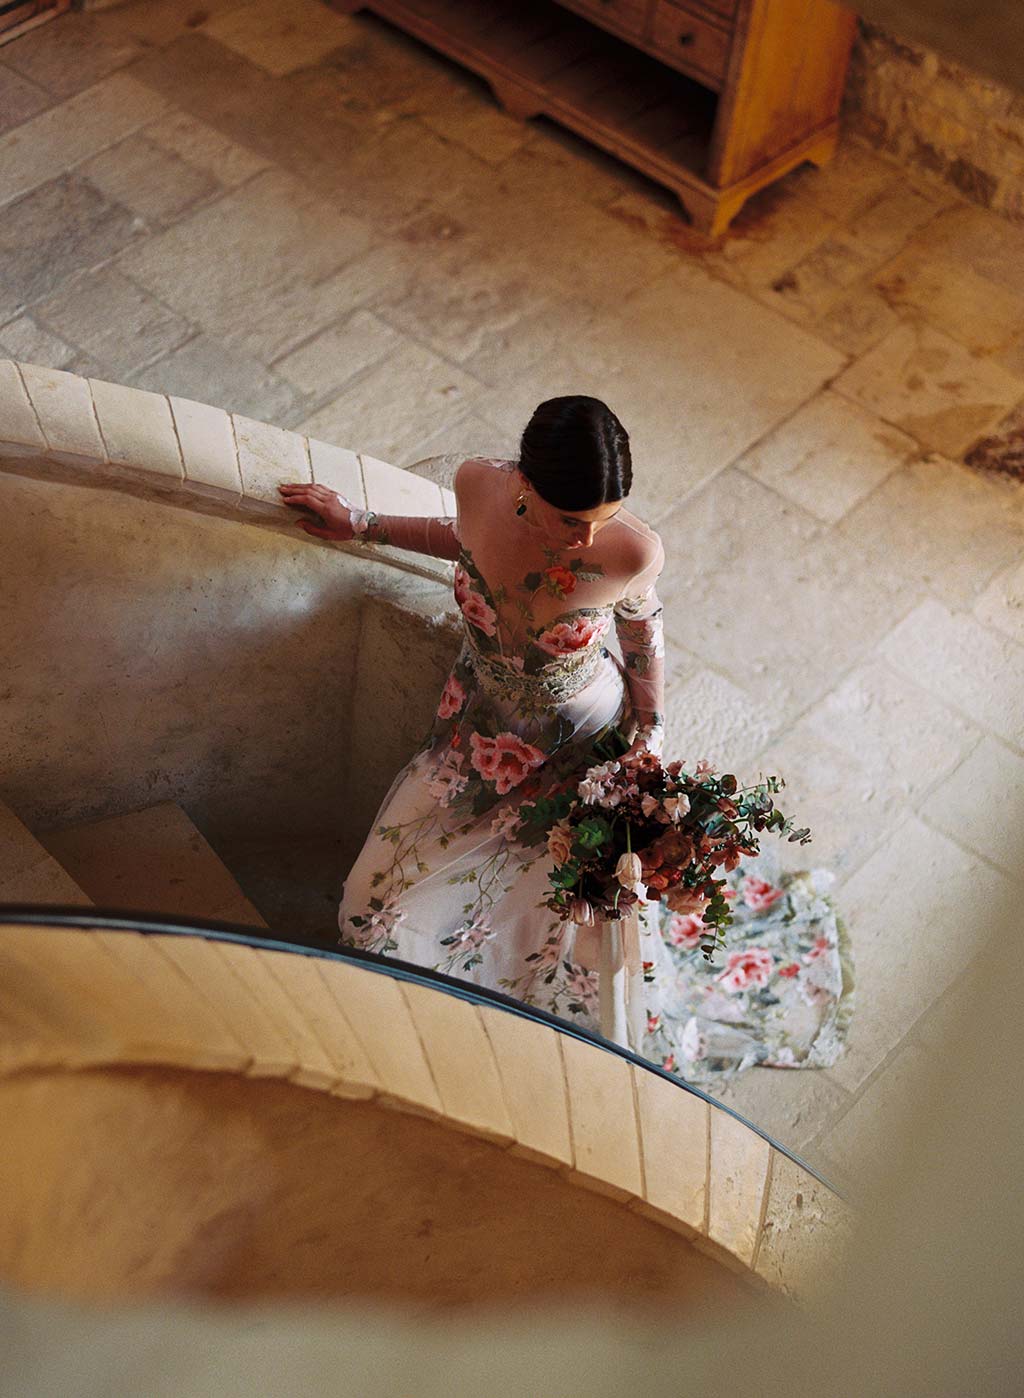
[0, 361, 459, 857]
[844, 21, 1024, 224]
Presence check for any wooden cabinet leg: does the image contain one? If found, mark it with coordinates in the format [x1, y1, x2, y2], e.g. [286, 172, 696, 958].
[488, 76, 544, 122]
[673, 185, 746, 238]
[805, 129, 840, 170]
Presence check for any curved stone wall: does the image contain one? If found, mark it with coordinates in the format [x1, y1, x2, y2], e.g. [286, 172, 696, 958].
[0, 922, 857, 1309]
[0, 362, 461, 854]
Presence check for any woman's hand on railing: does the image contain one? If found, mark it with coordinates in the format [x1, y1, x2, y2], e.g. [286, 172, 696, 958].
[278, 483, 362, 540]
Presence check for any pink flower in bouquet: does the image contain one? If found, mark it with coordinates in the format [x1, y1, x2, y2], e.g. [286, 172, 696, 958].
[615, 851, 644, 891]
[425, 748, 467, 806]
[741, 875, 785, 913]
[777, 962, 801, 978]
[715, 946, 774, 994]
[459, 590, 497, 637]
[665, 885, 710, 916]
[647, 1012, 661, 1033]
[547, 819, 574, 864]
[536, 615, 606, 656]
[694, 758, 717, 777]
[577, 759, 621, 806]
[666, 912, 706, 949]
[640, 791, 690, 823]
[470, 731, 545, 794]
[802, 935, 833, 964]
[662, 1052, 677, 1072]
[436, 673, 466, 719]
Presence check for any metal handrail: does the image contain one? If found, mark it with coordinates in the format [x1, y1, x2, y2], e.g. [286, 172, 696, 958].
[0, 904, 849, 1203]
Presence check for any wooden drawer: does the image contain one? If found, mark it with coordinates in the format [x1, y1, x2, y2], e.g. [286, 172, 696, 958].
[649, 0, 731, 85]
[693, 0, 737, 19]
[559, 0, 651, 43]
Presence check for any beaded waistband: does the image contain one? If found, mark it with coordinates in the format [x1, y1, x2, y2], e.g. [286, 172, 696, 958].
[464, 638, 607, 707]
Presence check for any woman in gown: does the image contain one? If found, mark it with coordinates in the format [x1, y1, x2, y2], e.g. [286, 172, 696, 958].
[280, 397, 854, 1087]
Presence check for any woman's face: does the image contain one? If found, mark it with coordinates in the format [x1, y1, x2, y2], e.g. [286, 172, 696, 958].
[517, 470, 623, 549]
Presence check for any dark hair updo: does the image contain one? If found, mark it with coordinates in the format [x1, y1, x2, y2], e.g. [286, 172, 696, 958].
[518, 396, 632, 511]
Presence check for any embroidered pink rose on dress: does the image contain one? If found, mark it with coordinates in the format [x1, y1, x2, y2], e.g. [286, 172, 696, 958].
[490, 804, 523, 838]
[565, 965, 599, 1006]
[543, 564, 577, 596]
[450, 918, 495, 952]
[801, 934, 833, 963]
[798, 972, 834, 1008]
[437, 673, 466, 719]
[425, 747, 468, 805]
[529, 935, 563, 970]
[741, 874, 785, 913]
[665, 911, 706, 949]
[459, 591, 498, 637]
[536, 615, 607, 656]
[469, 731, 546, 794]
[453, 564, 473, 606]
[715, 946, 775, 994]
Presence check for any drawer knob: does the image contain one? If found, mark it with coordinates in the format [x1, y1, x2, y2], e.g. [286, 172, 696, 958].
[677, 31, 695, 46]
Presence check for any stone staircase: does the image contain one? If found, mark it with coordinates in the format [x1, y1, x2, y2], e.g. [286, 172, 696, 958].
[0, 801, 89, 908]
[2, 794, 267, 927]
[37, 800, 267, 927]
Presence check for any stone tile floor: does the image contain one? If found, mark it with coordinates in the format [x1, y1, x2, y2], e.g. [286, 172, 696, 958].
[3, 0, 1023, 1198]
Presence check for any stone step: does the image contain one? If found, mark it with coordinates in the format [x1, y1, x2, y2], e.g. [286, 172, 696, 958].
[37, 802, 267, 927]
[0, 799, 90, 907]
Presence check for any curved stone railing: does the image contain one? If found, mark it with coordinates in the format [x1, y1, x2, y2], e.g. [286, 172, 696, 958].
[0, 914, 856, 1307]
[0, 359, 455, 585]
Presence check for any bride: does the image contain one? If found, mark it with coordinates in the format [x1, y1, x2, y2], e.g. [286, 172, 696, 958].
[280, 396, 853, 1084]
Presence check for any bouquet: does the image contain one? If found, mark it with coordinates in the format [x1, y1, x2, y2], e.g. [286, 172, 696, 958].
[514, 730, 811, 963]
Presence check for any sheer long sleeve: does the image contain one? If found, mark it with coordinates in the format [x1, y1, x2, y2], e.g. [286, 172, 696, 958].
[348, 507, 461, 560]
[613, 539, 666, 756]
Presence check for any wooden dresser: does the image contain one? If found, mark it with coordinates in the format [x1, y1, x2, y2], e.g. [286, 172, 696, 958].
[330, 0, 857, 234]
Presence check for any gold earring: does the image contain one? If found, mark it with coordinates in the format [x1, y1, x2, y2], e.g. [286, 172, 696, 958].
[515, 490, 528, 516]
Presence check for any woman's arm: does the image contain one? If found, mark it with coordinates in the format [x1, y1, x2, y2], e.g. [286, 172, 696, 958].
[349, 506, 460, 560]
[613, 538, 666, 757]
[278, 483, 461, 561]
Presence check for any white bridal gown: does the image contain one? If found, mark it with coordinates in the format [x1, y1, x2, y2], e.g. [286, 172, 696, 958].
[337, 457, 854, 1085]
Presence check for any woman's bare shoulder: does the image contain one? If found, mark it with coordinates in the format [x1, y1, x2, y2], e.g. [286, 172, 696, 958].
[455, 455, 512, 480]
[612, 508, 664, 576]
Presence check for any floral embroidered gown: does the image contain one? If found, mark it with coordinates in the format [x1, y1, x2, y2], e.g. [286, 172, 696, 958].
[338, 457, 854, 1085]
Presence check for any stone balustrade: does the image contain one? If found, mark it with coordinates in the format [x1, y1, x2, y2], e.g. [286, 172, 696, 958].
[0, 919, 857, 1307]
[0, 359, 456, 585]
